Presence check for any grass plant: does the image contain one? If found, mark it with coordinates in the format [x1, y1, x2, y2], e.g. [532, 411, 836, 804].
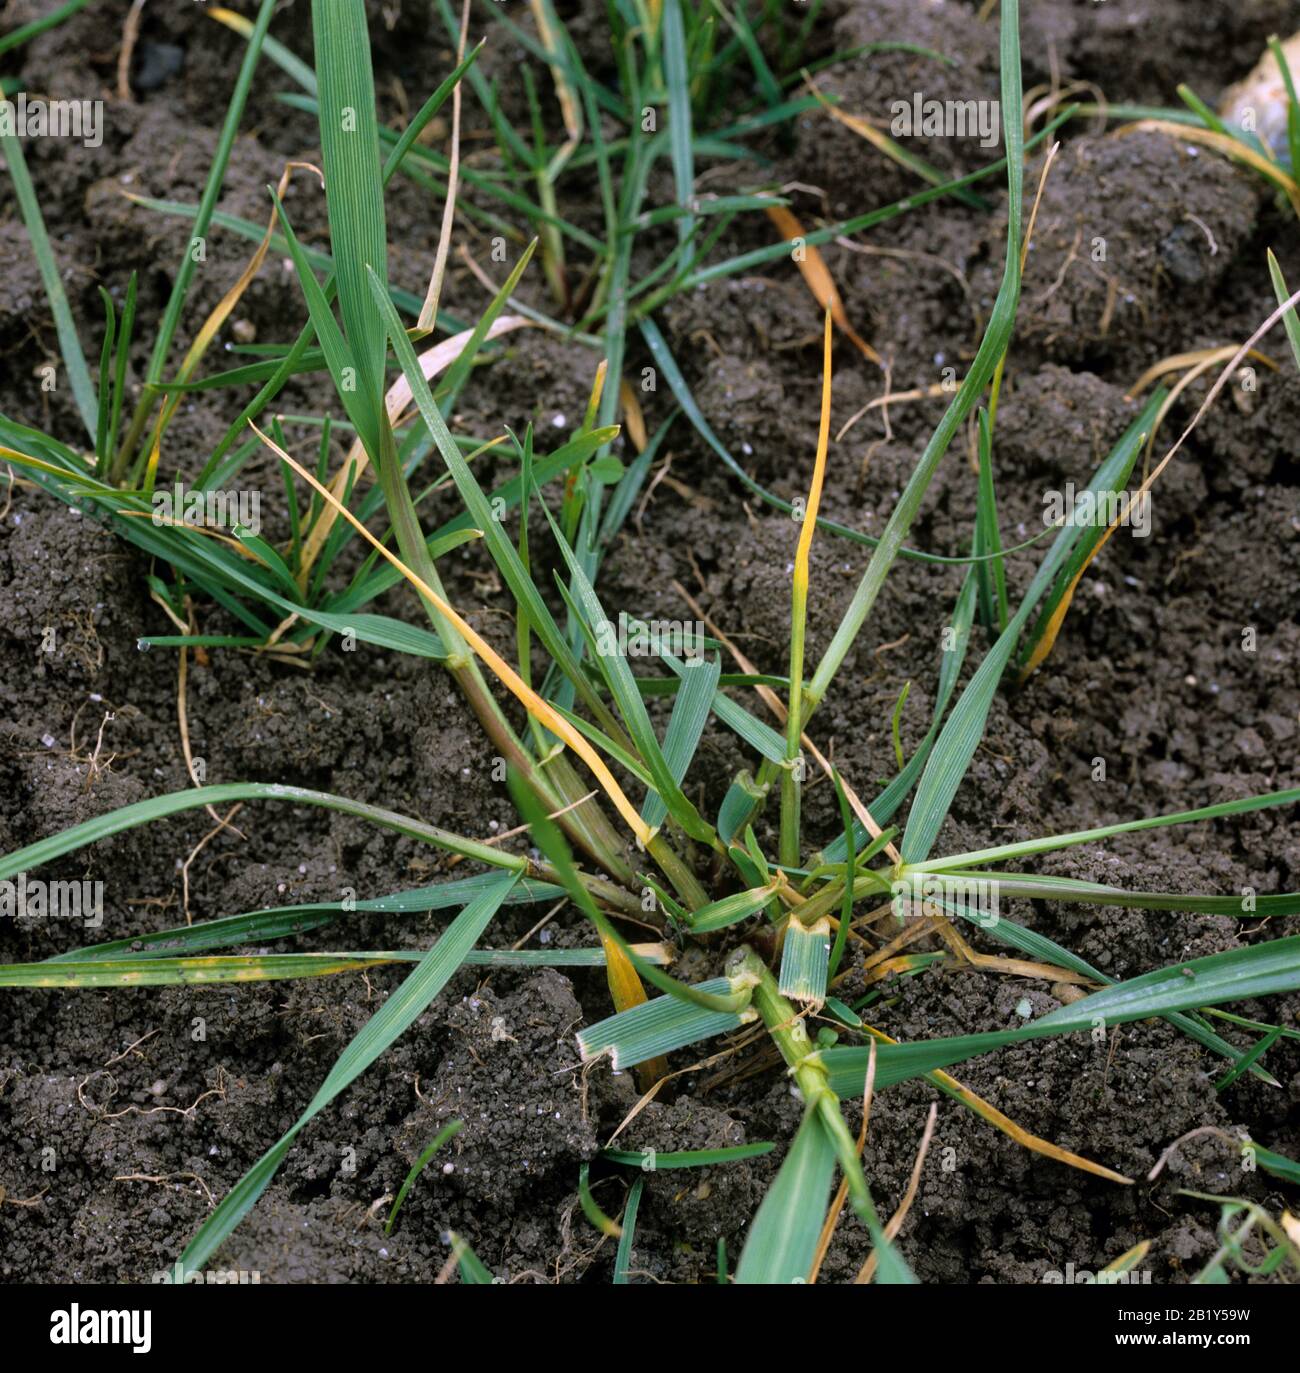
[1, 0, 1298, 1284]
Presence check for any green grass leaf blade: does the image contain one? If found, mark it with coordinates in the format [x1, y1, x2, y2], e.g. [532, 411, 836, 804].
[108, 271, 137, 467]
[803, 0, 1025, 725]
[1214, 1026, 1283, 1093]
[386, 1120, 462, 1234]
[22, 945, 667, 982]
[0, 127, 97, 441]
[311, 0, 388, 408]
[661, 0, 695, 244]
[539, 507, 717, 846]
[1267, 35, 1300, 174]
[909, 869, 1300, 917]
[717, 776, 766, 844]
[900, 390, 1164, 865]
[1015, 391, 1166, 675]
[1253, 1142, 1300, 1185]
[450, 1232, 495, 1284]
[174, 873, 518, 1275]
[0, 953, 417, 988]
[819, 936, 1300, 1094]
[1034, 937, 1300, 1031]
[324, 426, 620, 610]
[578, 1161, 622, 1237]
[926, 890, 1280, 1086]
[974, 408, 1007, 630]
[268, 190, 373, 451]
[1175, 82, 1229, 138]
[384, 41, 486, 184]
[362, 259, 625, 735]
[547, 701, 656, 790]
[820, 569, 978, 865]
[198, 607, 444, 659]
[141, 0, 276, 398]
[779, 917, 831, 1005]
[209, 4, 318, 94]
[661, 649, 786, 763]
[231, 526, 300, 598]
[577, 978, 752, 1068]
[1267, 248, 1300, 371]
[0, 782, 524, 883]
[94, 288, 117, 472]
[911, 786, 1300, 873]
[734, 1104, 836, 1284]
[508, 771, 743, 1011]
[49, 875, 564, 961]
[603, 1143, 775, 1169]
[128, 196, 427, 320]
[0, 0, 90, 56]
[640, 655, 721, 829]
[688, 885, 780, 935]
[675, 107, 1073, 299]
[37, 940, 644, 976]
[613, 1176, 644, 1284]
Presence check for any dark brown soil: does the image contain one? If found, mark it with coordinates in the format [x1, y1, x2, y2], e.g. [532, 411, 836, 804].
[1, 0, 1297, 1285]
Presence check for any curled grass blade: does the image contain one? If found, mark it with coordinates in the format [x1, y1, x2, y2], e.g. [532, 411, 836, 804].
[0, 782, 521, 883]
[764, 207, 881, 364]
[578, 1162, 622, 1238]
[385, 1121, 462, 1234]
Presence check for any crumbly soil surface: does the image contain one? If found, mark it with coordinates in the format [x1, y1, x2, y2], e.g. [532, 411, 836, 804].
[1, 0, 1297, 1284]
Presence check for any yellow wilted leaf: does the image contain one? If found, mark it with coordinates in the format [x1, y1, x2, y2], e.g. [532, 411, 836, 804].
[599, 932, 666, 1090]
[861, 1020, 1132, 1184]
[255, 425, 655, 848]
[294, 315, 532, 589]
[1282, 1210, 1300, 1250]
[1102, 1240, 1151, 1275]
[1116, 121, 1300, 217]
[766, 206, 881, 364]
[619, 380, 648, 452]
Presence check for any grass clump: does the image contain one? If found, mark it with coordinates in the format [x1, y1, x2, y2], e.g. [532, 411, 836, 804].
[1, 0, 1298, 1285]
